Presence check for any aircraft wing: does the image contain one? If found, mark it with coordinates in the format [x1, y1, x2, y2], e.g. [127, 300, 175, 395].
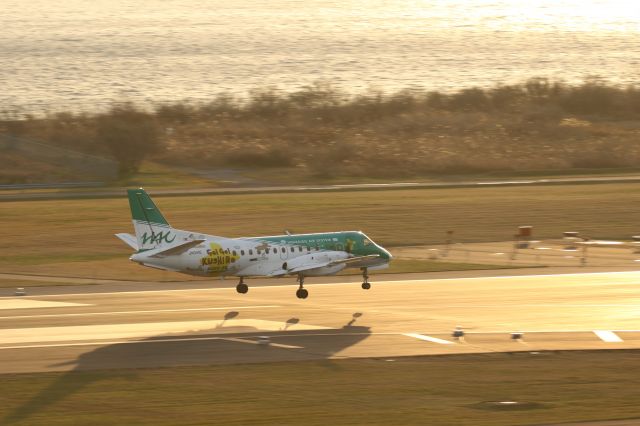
[149, 239, 206, 258]
[328, 254, 381, 266]
[268, 254, 382, 276]
[115, 233, 139, 251]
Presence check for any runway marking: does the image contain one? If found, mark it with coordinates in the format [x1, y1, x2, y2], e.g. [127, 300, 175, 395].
[12, 270, 640, 298]
[403, 333, 455, 345]
[0, 336, 303, 350]
[0, 305, 281, 320]
[0, 299, 90, 310]
[401, 329, 640, 335]
[0, 319, 331, 345]
[1, 330, 639, 353]
[222, 337, 302, 349]
[593, 330, 623, 342]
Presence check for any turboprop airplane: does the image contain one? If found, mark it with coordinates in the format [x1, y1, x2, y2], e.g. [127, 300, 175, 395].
[116, 188, 393, 299]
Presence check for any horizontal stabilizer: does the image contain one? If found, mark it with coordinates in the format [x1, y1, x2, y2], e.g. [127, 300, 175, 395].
[149, 239, 206, 258]
[115, 233, 139, 251]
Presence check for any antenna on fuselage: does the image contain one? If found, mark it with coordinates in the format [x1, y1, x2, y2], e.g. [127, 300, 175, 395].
[285, 229, 292, 236]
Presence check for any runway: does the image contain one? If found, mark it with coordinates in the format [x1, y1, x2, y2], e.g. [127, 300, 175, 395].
[5, 175, 640, 201]
[1, 270, 640, 374]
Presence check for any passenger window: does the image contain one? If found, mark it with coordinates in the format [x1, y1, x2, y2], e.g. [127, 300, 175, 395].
[266, 248, 270, 254]
[249, 249, 253, 255]
[306, 246, 310, 252]
[240, 250, 245, 256]
[291, 247, 295, 253]
[298, 247, 302, 252]
[232, 250, 237, 256]
[281, 247, 285, 253]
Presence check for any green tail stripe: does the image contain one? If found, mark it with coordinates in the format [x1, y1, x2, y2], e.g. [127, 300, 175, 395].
[127, 188, 170, 226]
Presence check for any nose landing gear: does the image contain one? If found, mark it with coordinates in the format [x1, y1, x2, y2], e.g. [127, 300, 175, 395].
[361, 267, 371, 290]
[296, 273, 309, 299]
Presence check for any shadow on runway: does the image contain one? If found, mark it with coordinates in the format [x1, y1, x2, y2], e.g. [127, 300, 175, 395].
[215, 310, 239, 328]
[2, 312, 370, 424]
[284, 317, 300, 329]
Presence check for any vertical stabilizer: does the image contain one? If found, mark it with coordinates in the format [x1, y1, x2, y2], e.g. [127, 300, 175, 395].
[127, 188, 175, 251]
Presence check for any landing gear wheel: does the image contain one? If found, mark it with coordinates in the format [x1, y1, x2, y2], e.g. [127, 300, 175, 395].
[236, 283, 248, 294]
[361, 267, 370, 290]
[295, 273, 308, 299]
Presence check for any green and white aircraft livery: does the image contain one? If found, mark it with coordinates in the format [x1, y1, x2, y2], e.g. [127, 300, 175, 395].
[116, 189, 393, 299]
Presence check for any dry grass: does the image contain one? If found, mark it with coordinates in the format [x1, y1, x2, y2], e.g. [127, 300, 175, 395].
[0, 183, 639, 279]
[2, 78, 640, 184]
[2, 350, 640, 425]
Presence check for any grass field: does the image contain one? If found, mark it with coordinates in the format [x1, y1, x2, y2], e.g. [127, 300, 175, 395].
[1, 182, 639, 279]
[2, 350, 640, 425]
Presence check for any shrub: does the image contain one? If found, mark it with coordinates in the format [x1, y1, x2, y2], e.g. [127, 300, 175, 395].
[95, 104, 162, 177]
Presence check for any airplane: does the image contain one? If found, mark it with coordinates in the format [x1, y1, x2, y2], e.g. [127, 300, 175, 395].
[116, 188, 393, 299]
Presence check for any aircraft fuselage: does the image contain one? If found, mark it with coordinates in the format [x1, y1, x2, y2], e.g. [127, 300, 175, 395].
[130, 229, 392, 278]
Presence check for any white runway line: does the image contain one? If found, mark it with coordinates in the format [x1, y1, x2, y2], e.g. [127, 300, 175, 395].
[0, 299, 90, 310]
[403, 333, 455, 345]
[0, 305, 281, 320]
[222, 337, 302, 349]
[593, 330, 623, 342]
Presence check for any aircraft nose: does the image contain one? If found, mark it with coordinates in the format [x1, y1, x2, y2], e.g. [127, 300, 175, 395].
[381, 247, 393, 260]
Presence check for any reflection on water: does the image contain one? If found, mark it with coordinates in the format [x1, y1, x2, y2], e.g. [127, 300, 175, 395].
[2, 0, 639, 114]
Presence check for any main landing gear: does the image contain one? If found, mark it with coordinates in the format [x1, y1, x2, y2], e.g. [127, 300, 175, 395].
[236, 277, 249, 294]
[296, 273, 309, 299]
[361, 267, 371, 290]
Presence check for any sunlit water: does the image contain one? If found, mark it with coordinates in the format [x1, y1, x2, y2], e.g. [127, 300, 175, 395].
[1, 0, 639, 114]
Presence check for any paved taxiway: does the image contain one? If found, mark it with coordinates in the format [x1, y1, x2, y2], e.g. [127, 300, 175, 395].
[1, 270, 640, 374]
[5, 175, 640, 201]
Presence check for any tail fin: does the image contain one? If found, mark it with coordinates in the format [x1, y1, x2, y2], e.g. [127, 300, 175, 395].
[127, 188, 176, 251]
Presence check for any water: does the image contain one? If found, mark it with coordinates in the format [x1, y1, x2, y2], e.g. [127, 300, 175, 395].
[1, 0, 639, 114]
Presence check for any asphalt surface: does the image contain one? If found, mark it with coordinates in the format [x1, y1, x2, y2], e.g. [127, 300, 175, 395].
[1, 269, 640, 374]
[4, 175, 640, 201]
